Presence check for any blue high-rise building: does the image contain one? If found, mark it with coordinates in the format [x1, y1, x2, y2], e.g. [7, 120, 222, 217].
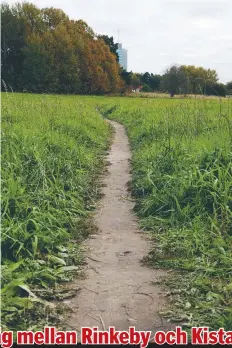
[116, 43, 127, 71]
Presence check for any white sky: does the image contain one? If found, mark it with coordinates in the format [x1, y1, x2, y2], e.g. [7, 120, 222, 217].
[2, 0, 232, 82]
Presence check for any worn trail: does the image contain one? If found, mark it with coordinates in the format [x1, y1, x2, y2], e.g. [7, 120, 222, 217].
[66, 120, 171, 334]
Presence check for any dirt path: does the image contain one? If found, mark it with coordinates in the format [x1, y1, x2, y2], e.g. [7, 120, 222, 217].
[65, 120, 171, 334]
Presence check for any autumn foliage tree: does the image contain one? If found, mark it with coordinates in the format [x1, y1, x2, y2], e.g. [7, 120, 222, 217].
[180, 65, 218, 94]
[2, 2, 229, 96]
[1, 2, 123, 94]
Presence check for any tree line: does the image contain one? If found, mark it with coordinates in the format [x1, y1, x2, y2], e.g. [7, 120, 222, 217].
[1, 2, 123, 94]
[100, 35, 232, 97]
[1, 2, 231, 97]
[121, 67, 231, 97]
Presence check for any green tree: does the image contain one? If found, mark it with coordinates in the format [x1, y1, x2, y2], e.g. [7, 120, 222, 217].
[141, 72, 151, 86]
[150, 74, 162, 91]
[205, 82, 227, 97]
[98, 35, 119, 61]
[162, 65, 187, 97]
[131, 73, 141, 89]
[140, 72, 162, 91]
[1, 3, 26, 90]
[12, 2, 45, 35]
[21, 31, 58, 92]
[226, 81, 232, 95]
[180, 65, 218, 94]
[120, 70, 133, 86]
[41, 7, 68, 30]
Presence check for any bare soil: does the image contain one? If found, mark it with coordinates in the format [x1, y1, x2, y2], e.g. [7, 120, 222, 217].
[65, 120, 172, 334]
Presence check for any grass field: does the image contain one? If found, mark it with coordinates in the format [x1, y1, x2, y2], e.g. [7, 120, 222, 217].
[1, 93, 111, 330]
[104, 96, 232, 330]
[1, 93, 232, 331]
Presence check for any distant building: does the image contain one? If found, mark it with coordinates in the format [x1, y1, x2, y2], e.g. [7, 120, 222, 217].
[116, 43, 128, 71]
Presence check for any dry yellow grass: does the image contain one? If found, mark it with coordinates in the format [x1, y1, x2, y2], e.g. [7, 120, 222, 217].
[125, 92, 230, 99]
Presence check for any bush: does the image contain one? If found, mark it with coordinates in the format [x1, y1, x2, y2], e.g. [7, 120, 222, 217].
[140, 84, 152, 92]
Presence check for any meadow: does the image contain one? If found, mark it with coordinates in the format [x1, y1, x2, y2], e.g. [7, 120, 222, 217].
[1, 92, 232, 331]
[1, 93, 111, 330]
[105, 96, 232, 330]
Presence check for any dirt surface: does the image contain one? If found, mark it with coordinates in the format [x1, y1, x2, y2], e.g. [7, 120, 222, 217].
[65, 120, 172, 334]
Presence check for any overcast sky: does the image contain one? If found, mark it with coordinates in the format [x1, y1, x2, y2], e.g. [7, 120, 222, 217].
[3, 0, 232, 82]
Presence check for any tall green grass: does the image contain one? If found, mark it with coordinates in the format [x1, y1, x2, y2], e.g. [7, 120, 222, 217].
[2, 92, 232, 331]
[105, 97, 232, 329]
[1, 93, 111, 330]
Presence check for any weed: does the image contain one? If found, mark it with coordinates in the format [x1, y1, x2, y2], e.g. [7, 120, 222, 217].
[105, 96, 232, 329]
[1, 93, 111, 330]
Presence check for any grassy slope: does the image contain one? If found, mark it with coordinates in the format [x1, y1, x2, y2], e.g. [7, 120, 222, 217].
[104, 96, 232, 329]
[1, 93, 111, 330]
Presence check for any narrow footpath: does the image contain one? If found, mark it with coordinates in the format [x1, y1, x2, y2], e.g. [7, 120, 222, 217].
[66, 120, 172, 334]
